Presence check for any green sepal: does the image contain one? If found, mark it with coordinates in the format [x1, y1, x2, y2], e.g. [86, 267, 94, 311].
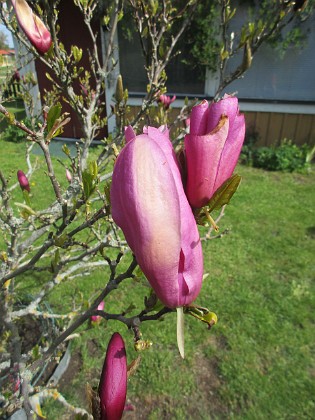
[184, 304, 218, 329]
[207, 173, 242, 213]
[62, 143, 71, 157]
[54, 233, 68, 248]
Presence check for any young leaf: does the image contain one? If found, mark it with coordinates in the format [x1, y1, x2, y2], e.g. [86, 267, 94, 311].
[47, 116, 71, 141]
[47, 103, 62, 133]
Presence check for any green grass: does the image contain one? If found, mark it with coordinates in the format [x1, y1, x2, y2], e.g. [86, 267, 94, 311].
[1, 139, 315, 419]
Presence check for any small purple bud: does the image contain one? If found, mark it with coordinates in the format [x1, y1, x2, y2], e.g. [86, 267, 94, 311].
[17, 170, 30, 192]
[99, 333, 127, 420]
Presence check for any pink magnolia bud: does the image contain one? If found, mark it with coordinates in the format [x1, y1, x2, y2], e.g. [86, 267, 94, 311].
[66, 169, 72, 183]
[111, 126, 203, 308]
[184, 96, 245, 208]
[91, 301, 104, 322]
[157, 94, 176, 110]
[11, 0, 52, 55]
[99, 333, 127, 420]
[17, 170, 30, 192]
[80, 83, 88, 97]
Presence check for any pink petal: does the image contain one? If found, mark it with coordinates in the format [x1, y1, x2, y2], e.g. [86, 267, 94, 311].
[184, 117, 229, 209]
[213, 113, 245, 192]
[206, 96, 239, 133]
[124, 126, 136, 142]
[111, 128, 203, 308]
[189, 100, 209, 135]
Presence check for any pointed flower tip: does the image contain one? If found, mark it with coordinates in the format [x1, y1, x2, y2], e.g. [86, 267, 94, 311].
[99, 332, 127, 420]
[124, 125, 136, 142]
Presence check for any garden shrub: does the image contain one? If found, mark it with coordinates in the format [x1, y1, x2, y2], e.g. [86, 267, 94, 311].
[246, 140, 314, 172]
[1, 117, 33, 142]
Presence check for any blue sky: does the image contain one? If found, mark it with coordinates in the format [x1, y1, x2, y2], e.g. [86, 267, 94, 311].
[0, 23, 14, 48]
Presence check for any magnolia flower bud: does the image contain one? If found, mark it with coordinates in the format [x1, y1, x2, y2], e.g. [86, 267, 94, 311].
[66, 169, 72, 183]
[115, 75, 124, 103]
[111, 126, 203, 308]
[11, 0, 52, 55]
[17, 170, 30, 192]
[184, 96, 245, 209]
[99, 333, 127, 420]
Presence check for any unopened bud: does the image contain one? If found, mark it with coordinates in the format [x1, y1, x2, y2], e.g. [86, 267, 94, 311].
[115, 75, 124, 103]
[66, 169, 72, 183]
[17, 170, 30, 192]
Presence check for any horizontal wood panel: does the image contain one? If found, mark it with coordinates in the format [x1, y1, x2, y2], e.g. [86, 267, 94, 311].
[244, 111, 315, 146]
[127, 106, 315, 146]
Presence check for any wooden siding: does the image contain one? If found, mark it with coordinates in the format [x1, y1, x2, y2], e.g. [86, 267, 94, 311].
[244, 111, 315, 147]
[127, 106, 315, 147]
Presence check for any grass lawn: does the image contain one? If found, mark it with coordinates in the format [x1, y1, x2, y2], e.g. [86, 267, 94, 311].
[0, 138, 314, 419]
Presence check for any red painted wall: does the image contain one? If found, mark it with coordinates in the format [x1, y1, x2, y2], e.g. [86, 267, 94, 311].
[35, 1, 107, 139]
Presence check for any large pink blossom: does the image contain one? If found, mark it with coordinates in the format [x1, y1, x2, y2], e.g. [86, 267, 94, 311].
[98, 333, 127, 420]
[111, 126, 203, 308]
[11, 0, 52, 55]
[184, 96, 245, 209]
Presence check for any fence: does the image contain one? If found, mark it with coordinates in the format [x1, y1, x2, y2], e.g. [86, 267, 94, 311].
[244, 111, 315, 147]
[2, 80, 21, 99]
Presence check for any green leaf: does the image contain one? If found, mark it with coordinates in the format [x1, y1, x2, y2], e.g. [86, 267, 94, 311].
[47, 103, 62, 133]
[47, 116, 71, 141]
[207, 173, 242, 213]
[71, 45, 83, 63]
[82, 162, 98, 200]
